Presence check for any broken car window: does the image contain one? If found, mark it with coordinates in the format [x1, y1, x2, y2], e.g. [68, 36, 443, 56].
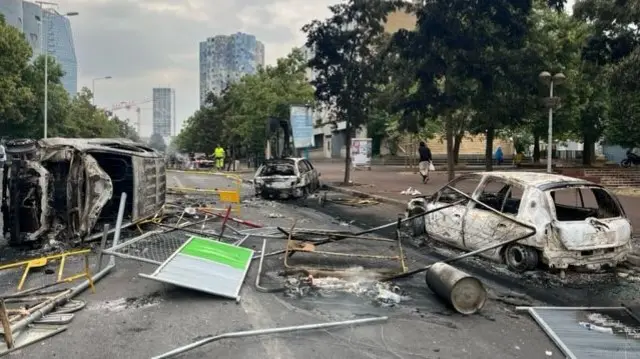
[476, 179, 524, 215]
[260, 162, 296, 176]
[298, 160, 310, 173]
[551, 187, 622, 221]
[436, 176, 481, 204]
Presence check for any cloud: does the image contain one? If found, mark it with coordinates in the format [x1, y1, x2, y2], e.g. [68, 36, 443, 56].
[57, 0, 337, 137]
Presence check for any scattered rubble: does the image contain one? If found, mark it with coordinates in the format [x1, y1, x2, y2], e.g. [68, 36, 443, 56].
[283, 275, 411, 307]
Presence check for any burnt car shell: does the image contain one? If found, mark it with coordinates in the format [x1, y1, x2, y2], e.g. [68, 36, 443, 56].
[254, 158, 304, 198]
[2, 138, 166, 246]
[406, 172, 633, 272]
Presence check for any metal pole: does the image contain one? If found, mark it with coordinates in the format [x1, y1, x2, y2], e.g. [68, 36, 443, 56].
[42, 5, 48, 139]
[110, 192, 127, 266]
[91, 79, 96, 105]
[547, 81, 554, 173]
[152, 316, 389, 359]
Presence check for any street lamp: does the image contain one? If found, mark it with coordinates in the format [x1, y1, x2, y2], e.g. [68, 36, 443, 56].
[538, 71, 566, 173]
[36, 1, 78, 139]
[92, 76, 113, 105]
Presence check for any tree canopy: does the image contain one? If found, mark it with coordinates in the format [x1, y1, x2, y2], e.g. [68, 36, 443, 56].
[0, 16, 140, 141]
[174, 48, 314, 158]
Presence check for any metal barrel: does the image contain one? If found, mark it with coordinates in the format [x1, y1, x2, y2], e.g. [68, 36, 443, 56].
[425, 262, 487, 315]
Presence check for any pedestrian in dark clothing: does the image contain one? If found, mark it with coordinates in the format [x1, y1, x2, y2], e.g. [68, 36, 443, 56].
[418, 141, 433, 183]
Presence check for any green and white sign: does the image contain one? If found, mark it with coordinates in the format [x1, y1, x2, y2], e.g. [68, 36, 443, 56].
[139, 236, 254, 300]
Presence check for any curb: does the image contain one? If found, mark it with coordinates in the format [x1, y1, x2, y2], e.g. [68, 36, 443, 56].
[324, 184, 407, 208]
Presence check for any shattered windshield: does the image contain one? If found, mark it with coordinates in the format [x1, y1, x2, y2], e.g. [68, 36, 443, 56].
[260, 162, 296, 176]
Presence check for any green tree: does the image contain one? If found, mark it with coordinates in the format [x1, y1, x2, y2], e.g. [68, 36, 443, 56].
[64, 87, 119, 138]
[574, 0, 640, 150]
[395, 0, 535, 178]
[303, 0, 403, 184]
[176, 49, 314, 161]
[0, 15, 36, 136]
[111, 116, 141, 142]
[18, 55, 70, 138]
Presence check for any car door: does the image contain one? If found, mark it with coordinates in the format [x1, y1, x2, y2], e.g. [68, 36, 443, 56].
[303, 160, 318, 190]
[461, 177, 527, 261]
[296, 160, 310, 187]
[425, 175, 482, 248]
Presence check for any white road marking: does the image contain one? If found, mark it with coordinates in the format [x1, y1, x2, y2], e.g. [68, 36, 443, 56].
[172, 175, 185, 189]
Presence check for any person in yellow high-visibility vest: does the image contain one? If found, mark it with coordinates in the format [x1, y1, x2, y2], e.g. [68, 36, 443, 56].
[213, 145, 225, 170]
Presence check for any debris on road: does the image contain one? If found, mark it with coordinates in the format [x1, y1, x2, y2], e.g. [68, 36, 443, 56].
[284, 275, 410, 307]
[516, 306, 640, 358]
[400, 187, 422, 195]
[139, 235, 254, 302]
[0, 248, 95, 291]
[425, 262, 487, 315]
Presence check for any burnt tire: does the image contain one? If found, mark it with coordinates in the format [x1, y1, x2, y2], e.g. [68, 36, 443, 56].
[504, 244, 539, 272]
[408, 208, 427, 236]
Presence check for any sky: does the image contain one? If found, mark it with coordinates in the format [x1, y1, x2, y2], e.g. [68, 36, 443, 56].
[56, 0, 576, 138]
[56, 0, 340, 138]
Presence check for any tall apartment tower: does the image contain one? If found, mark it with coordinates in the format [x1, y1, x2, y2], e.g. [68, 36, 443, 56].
[152, 88, 174, 137]
[199, 32, 265, 106]
[0, 0, 78, 95]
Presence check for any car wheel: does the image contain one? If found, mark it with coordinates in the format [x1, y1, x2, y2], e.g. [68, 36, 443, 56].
[504, 244, 539, 272]
[621, 159, 631, 168]
[408, 208, 427, 236]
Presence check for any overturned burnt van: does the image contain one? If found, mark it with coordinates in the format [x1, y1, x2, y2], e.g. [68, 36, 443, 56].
[2, 138, 166, 246]
[407, 172, 632, 272]
[253, 158, 320, 199]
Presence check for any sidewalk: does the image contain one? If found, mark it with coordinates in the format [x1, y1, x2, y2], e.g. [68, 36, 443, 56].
[315, 163, 640, 235]
[316, 163, 454, 204]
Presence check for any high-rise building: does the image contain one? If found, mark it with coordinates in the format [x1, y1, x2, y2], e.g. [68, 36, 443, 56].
[0, 0, 77, 95]
[152, 88, 174, 137]
[199, 32, 265, 106]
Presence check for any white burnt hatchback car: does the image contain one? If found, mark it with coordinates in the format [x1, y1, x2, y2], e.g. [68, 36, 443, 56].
[253, 158, 320, 199]
[406, 172, 632, 273]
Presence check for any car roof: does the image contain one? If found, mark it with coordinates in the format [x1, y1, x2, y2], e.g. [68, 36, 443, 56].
[265, 157, 304, 163]
[472, 171, 599, 190]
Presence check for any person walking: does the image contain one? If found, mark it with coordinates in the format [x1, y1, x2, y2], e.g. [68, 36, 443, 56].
[418, 141, 432, 184]
[495, 146, 504, 166]
[213, 145, 225, 171]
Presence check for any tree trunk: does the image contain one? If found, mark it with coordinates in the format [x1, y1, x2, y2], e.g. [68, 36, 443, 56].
[533, 134, 540, 163]
[582, 135, 595, 166]
[343, 120, 352, 185]
[445, 114, 455, 181]
[485, 127, 495, 172]
[453, 133, 463, 165]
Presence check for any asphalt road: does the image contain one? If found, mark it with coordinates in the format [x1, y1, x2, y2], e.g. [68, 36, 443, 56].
[0, 171, 562, 359]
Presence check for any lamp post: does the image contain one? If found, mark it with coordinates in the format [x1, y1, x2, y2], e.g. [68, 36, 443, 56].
[36, 1, 78, 139]
[92, 76, 112, 105]
[538, 71, 566, 173]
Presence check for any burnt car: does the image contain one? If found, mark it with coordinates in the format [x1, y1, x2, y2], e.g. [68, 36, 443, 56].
[253, 158, 320, 199]
[406, 172, 632, 272]
[2, 138, 166, 246]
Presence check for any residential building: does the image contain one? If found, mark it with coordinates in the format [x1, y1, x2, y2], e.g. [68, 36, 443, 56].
[152, 88, 174, 137]
[0, 0, 77, 95]
[199, 32, 265, 106]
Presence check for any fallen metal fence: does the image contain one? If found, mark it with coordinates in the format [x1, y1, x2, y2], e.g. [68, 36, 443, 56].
[517, 306, 640, 359]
